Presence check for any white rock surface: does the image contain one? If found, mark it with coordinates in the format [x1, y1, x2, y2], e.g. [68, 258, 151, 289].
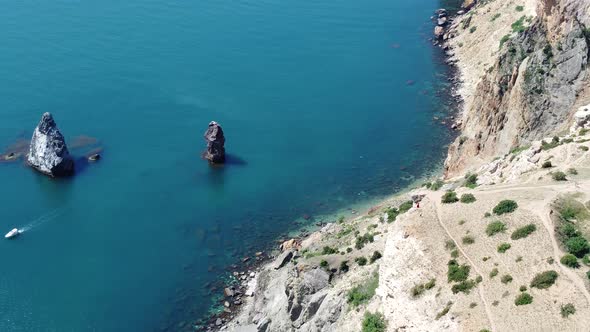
[27, 112, 74, 177]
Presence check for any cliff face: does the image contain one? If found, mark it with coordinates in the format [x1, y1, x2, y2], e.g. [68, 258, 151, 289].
[445, 0, 590, 177]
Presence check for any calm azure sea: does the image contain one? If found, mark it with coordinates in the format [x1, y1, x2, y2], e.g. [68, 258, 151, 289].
[0, 0, 457, 331]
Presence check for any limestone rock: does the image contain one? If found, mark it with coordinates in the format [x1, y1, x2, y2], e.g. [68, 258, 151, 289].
[27, 113, 74, 177]
[280, 238, 301, 252]
[273, 250, 293, 270]
[434, 26, 445, 39]
[203, 121, 226, 163]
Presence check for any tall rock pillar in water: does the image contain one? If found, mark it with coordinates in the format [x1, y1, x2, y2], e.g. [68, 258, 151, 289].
[203, 121, 226, 164]
[27, 112, 75, 177]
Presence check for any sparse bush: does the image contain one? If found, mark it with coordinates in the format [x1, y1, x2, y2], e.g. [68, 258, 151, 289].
[542, 161, 552, 168]
[565, 236, 590, 258]
[469, 302, 477, 308]
[347, 247, 353, 253]
[464, 173, 478, 188]
[498, 243, 511, 253]
[519, 285, 527, 292]
[340, 261, 349, 273]
[499, 34, 511, 49]
[445, 240, 456, 250]
[493, 200, 518, 215]
[355, 257, 368, 266]
[398, 201, 413, 213]
[579, 145, 589, 151]
[386, 208, 399, 223]
[530, 270, 558, 289]
[501, 274, 513, 284]
[431, 179, 444, 191]
[320, 260, 329, 268]
[370, 251, 382, 264]
[511, 224, 536, 240]
[461, 193, 477, 203]
[490, 268, 499, 278]
[561, 303, 576, 318]
[515, 292, 533, 306]
[475, 275, 483, 283]
[490, 13, 501, 21]
[568, 168, 578, 175]
[355, 233, 374, 249]
[322, 246, 338, 255]
[561, 254, 580, 268]
[411, 279, 436, 298]
[511, 16, 527, 33]
[462, 236, 475, 245]
[587, 270, 590, 279]
[348, 272, 379, 307]
[435, 301, 453, 320]
[486, 221, 507, 236]
[450, 249, 459, 258]
[469, 26, 477, 33]
[484, 212, 491, 217]
[448, 259, 470, 282]
[451, 280, 476, 294]
[552, 171, 567, 181]
[515, 5, 524, 11]
[361, 311, 386, 332]
[442, 191, 459, 204]
[516, 256, 523, 262]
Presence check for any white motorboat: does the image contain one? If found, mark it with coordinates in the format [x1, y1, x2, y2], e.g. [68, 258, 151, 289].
[5, 228, 21, 239]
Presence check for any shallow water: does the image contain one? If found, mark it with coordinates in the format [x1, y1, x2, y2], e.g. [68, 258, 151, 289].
[0, 0, 454, 330]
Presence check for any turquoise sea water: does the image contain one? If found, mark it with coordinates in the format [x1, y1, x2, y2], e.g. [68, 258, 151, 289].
[0, 0, 455, 330]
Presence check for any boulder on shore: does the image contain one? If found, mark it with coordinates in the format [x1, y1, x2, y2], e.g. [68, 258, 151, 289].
[203, 121, 226, 164]
[27, 113, 74, 177]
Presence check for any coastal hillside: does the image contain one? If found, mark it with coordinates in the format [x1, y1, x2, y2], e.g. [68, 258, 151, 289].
[444, 0, 590, 176]
[224, 118, 590, 332]
[212, 1, 590, 331]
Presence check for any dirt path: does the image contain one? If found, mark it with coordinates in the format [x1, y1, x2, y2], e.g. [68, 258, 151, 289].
[432, 194, 497, 332]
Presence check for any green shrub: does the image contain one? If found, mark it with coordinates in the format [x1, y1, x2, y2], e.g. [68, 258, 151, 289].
[442, 191, 459, 204]
[340, 261, 349, 273]
[322, 246, 338, 255]
[484, 212, 491, 217]
[587, 270, 590, 279]
[515, 5, 524, 11]
[519, 285, 527, 292]
[461, 193, 477, 203]
[542, 161, 552, 168]
[464, 173, 478, 188]
[552, 171, 567, 181]
[489, 268, 499, 278]
[398, 201, 413, 213]
[435, 301, 453, 320]
[501, 274, 513, 284]
[561, 303, 576, 318]
[370, 251, 382, 264]
[579, 145, 589, 151]
[411, 279, 436, 298]
[348, 272, 379, 307]
[530, 270, 558, 289]
[493, 200, 518, 215]
[565, 236, 590, 258]
[355, 257, 368, 266]
[355, 233, 374, 249]
[451, 280, 476, 294]
[498, 243, 511, 253]
[462, 236, 475, 245]
[490, 13, 501, 21]
[320, 260, 329, 268]
[542, 136, 561, 150]
[361, 311, 386, 332]
[469, 26, 477, 33]
[475, 275, 483, 283]
[486, 221, 507, 236]
[561, 254, 580, 268]
[583, 254, 590, 266]
[511, 224, 536, 240]
[448, 259, 470, 282]
[347, 247, 353, 253]
[511, 16, 527, 33]
[445, 240, 456, 250]
[515, 292, 533, 306]
[386, 208, 399, 223]
[431, 179, 444, 191]
[499, 34, 511, 49]
[450, 249, 459, 258]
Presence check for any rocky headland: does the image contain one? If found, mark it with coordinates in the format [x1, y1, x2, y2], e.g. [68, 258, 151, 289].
[198, 0, 590, 331]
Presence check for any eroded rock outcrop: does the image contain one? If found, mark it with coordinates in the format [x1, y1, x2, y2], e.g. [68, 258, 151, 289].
[27, 113, 74, 177]
[203, 121, 226, 164]
[444, 0, 590, 177]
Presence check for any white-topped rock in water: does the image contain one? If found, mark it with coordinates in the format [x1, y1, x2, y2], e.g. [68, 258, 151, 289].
[27, 112, 74, 177]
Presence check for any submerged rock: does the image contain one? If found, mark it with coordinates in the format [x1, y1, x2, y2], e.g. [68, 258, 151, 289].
[27, 113, 74, 177]
[203, 121, 226, 164]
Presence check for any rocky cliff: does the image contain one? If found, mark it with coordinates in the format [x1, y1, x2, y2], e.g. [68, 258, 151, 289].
[444, 0, 590, 177]
[27, 112, 75, 177]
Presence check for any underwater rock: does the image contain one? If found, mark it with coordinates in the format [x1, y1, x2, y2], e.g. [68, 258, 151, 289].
[203, 121, 226, 164]
[27, 113, 74, 177]
[88, 153, 101, 162]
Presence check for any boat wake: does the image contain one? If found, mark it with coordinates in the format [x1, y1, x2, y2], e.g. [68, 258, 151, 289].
[18, 209, 64, 233]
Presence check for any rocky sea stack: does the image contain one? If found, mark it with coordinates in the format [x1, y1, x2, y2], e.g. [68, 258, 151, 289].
[27, 112, 75, 177]
[203, 121, 226, 164]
